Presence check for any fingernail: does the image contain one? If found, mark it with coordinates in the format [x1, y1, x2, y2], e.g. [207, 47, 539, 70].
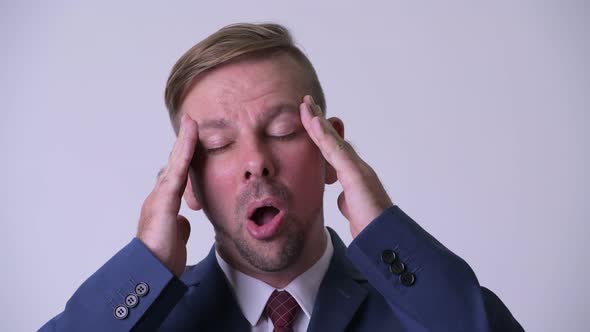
[309, 95, 315, 105]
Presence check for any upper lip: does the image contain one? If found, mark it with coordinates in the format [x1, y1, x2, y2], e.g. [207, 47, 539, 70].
[246, 196, 285, 220]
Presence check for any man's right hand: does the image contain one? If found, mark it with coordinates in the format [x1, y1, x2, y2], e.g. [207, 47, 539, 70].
[136, 114, 199, 277]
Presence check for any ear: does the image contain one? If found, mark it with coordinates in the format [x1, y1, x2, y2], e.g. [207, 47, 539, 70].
[183, 169, 202, 211]
[325, 117, 345, 185]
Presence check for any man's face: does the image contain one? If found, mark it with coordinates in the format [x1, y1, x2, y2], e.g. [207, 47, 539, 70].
[180, 53, 328, 273]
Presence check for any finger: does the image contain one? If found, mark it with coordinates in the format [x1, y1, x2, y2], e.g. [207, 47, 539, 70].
[177, 214, 191, 244]
[299, 96, 358, 173]
[301, 95, 345, 148]
[173, 215, 190, 276]
[158, 114, 199, 196]
[300, 95, 330, 149]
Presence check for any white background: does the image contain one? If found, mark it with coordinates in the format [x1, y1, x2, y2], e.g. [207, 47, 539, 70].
[1, 1, 588, 331]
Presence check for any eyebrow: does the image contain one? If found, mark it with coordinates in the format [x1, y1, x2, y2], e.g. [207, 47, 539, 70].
[199, 118, 231, 131]
[198, 103, 299, 131]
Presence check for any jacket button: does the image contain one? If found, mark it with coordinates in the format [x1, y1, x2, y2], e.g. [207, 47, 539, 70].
[400, 272, 416, 286]
[114, 305, 129, 320]
[135, 282, 149, 297]
[381, 250, 397, 265]
[389, 261, 406, 275]
[125, 294, 139, 308]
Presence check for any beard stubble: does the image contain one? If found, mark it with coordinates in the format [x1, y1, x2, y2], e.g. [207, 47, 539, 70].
[213, 178, 306, 272]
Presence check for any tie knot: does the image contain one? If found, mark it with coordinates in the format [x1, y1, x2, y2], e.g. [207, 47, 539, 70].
[265, 290, 301, 332]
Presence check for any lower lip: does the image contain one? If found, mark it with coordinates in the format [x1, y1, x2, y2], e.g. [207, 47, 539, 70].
[246, 210, 286, 240]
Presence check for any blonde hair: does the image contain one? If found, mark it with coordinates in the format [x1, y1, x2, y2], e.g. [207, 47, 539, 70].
[164, 23, 326, 127]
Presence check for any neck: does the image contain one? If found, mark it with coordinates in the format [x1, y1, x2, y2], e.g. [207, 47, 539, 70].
[217, 221, 328, 289]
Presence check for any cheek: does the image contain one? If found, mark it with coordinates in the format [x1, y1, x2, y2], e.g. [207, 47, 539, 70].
[195, 158, 238, 217]
[276, 140, 326, 212]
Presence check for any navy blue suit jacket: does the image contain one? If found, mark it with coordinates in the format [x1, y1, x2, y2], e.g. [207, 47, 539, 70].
[40, 206, 524, 331]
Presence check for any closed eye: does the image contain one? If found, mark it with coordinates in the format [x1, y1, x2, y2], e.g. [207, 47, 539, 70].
[206, 143, 232, 154]
[269, 132, 297, 141]
[206, 132, 296, 154]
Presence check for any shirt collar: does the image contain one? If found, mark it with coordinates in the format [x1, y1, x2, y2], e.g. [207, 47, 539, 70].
[215, 228, 334, 326]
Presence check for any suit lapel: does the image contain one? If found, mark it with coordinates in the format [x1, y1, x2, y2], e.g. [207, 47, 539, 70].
[307, 228, 368, 332]
[177, 229, 367, 331]
[178, 246, 250, 331]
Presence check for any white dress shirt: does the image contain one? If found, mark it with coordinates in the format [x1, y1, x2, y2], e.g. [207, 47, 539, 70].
[215, 228, 334, 332]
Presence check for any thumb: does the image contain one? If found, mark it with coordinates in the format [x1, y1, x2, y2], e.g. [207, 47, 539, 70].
[171, 214, 190, 277]
[337, 191, 350, 220]
[177, 214, 191, 244]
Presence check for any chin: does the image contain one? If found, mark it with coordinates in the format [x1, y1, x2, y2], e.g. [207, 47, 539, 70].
[233, 225, 305, 272]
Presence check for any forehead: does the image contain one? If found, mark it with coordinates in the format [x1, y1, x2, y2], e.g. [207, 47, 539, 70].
[179, 53, 309, 121]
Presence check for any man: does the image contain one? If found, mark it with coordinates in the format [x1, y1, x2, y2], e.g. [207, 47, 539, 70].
[40, 23, 523, 331]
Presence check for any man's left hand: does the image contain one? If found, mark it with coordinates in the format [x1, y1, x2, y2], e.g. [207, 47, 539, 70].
[300, 95, 394, 238]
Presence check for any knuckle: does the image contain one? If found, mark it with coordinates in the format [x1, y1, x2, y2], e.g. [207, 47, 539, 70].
[358, 161, 374, 175]
[155, 180, 177, 197]
[362, 166, 379, 182]
[156, 167, 166, 180]
[157, 173, 175, 188]
[158, 174, 169, 186]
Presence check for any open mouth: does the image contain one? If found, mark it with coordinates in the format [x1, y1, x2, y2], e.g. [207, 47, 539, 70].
[245, 198, 286, 240]
[250, 205, 280, 226]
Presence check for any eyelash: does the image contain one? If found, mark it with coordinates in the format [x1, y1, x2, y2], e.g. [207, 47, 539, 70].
[205, 133, 297, 154]
[272, 132, 296, 141]
[206, 144, 231, 154]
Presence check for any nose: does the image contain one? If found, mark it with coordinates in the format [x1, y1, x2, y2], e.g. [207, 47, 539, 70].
[242, 139, 275, 182]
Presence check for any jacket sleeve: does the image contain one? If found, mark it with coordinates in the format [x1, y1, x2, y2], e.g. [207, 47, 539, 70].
[39, 238, 188, 332]
[346, 206, 524, 332]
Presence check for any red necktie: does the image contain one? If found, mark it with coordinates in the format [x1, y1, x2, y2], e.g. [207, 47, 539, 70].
[265, 290, 301, 332]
